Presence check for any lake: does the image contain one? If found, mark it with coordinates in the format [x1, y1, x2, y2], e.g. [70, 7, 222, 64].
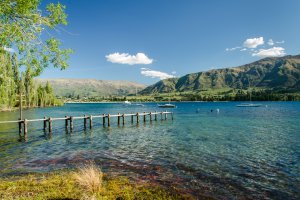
[0, 102, 299, 199]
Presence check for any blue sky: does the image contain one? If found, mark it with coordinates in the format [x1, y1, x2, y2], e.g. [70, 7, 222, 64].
[40, 0, 300, 84]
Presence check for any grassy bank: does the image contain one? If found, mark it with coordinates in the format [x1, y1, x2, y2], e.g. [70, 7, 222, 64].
[0, 164, 192, 200]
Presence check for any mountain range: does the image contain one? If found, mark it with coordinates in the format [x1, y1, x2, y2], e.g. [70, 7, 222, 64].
[140, 55, 300, 94]
[37, 79, 146, 98]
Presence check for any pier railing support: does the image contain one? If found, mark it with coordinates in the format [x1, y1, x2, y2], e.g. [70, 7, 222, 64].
[48, 117, 52, 132]
[89, 115, 93, 129]
[84, 115, 87, 129]
[65, 116, 69, 130]
[107, 114, 110, 127]
[18, 119, 22, 136]
[103, 114, 105, 126]
[70, 117, 74, 132]
[136, 113, 139, 124]
[23, 119, 27, 137]
[44, 117, 47, 130]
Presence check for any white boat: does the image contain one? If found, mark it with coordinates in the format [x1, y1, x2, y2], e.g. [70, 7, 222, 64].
[158, 103, 176, 108]
[133, 103, 144, 107]
[236, 103, 262, 107]
[124, 100, 131, 105]
[236, 78, 262, 107]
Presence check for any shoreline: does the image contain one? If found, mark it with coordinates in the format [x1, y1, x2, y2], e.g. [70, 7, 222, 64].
[0, 169, 195, 199]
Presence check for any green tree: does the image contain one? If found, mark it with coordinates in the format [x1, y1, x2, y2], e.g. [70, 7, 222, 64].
[0, 0, 73, 110]
[0, 0, 73, 76]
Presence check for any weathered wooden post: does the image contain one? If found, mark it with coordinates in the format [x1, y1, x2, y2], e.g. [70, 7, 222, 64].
[154, 111, 157, 121]
[107, 114, 110, 127]
[70, 117, 74, 132]
[150, 112, 152, 121]
[160, 112, 163, 120]
[171, 112, 174, 120]
[143, 112, 146, 122]
[84, 115, 87, 129]
[103, 114, 105, 126]
[48, 117, 52, 132]
[165, 110, 167, 120]
[65, 116, 68, 130]
[131, 113, 134, 123]
[44, 116, 47, 130]
[23, 119, 27, 137]
[122, 114, 125, 125]
[89, 115, 93, 129]
[117, 113, 120, 126]
[136, 113, 139, 124]
[18, 119, 22, 136]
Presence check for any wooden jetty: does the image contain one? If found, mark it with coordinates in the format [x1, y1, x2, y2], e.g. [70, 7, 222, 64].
[0, 111, 173, 137]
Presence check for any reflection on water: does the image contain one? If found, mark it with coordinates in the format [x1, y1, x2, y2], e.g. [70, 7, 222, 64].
[0, 102, 299, 199]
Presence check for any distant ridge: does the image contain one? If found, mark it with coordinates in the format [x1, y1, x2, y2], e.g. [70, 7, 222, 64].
[37, 78, 146, 98]
[140, 55, 300, 94]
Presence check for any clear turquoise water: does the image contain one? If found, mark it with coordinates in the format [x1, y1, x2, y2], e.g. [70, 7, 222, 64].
[0, 102, 299, 199]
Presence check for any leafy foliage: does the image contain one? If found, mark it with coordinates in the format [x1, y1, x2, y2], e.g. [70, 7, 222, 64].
[0, 0, 72, 111]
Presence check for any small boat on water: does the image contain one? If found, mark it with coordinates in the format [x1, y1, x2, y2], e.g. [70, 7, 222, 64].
[157, 103, 176, 108]
[123, 100, 131, 105]
[236, 103, 262, 107]
[133, 103, 144, 107]
[236, 78, 262, 108]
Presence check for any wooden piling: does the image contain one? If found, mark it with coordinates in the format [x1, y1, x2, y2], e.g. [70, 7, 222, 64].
[143, 112, 146, 122]
[122, 114, 125, 125]
[18, 119, 22, 136]
[70, 117, 74, 132]
[171, 113, 174, 120]
[154, 111, 157, 121]
[48, 117, 52, 132]
[44, 117, 47, 130]
[107, 114, 110, 127]
[165, 110, 167, 120]
[117, 113, 120, 125]
[136, 113, 139, 124]
[150, 112, 152, 121]
[89, 115, 93, 129]
[160, 112, 163, 120]
[84, 115, 87, 129]
[23, 119, 27, 137]
[131, 113, 133, 123]
[65, 116, 68, 130]
[103, 114, 105, 125]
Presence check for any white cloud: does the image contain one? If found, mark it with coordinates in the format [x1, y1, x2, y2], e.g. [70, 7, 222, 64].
[225, 46, 241, 51]
[240, 48, 247, 51]
[243, 37, 264, 48]
[106, 52, 153, 65]
[3, 47, 15, 53]
[268, 39, 274, 46]
[252, 47, 286, 58]
[171, 71, 177, 75]
[276, 40, 285, 44]
[141, 68, 175, 80]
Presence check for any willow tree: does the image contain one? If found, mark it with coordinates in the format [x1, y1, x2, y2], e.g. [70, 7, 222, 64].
[0, 0, 73, 109]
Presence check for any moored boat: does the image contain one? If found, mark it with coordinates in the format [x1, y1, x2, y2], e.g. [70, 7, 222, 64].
[158, 103, 176, 108]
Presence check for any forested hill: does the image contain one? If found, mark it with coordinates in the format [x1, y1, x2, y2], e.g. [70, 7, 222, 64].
[37, 79, 146, 98]
[140, 55, 300, 94]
